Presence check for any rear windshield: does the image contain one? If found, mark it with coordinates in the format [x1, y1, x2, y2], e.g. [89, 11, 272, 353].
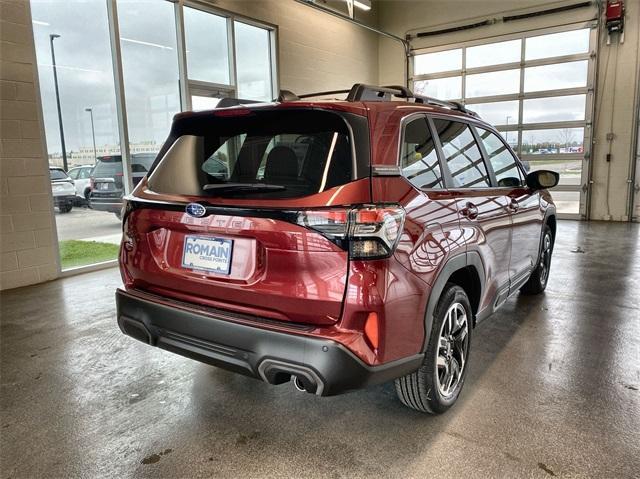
[93, 157, 122, 177]
[148, 109, 368, 199]
[50, 169, 68, 180]
[93, 154, 155, 177]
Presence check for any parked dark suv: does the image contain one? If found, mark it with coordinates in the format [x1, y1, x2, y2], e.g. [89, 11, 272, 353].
[116, 84, 558, 413]
[89, 153, 155, 219]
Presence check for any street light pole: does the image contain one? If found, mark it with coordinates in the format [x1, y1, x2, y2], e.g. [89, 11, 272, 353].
[85, 107, 97, 162]
[49, 33, 68, 171]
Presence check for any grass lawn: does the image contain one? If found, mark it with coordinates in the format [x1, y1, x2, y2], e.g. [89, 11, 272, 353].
[59, 240, 120, 270]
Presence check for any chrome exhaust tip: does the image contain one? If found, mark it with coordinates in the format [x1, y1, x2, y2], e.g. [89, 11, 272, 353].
[293, 375, 307, 392]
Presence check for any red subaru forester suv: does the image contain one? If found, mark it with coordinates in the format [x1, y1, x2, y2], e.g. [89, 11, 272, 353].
[117, 84, 558, 414]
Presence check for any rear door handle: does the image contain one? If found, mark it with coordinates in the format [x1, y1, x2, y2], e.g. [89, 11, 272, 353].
[461, 202, 479, 219]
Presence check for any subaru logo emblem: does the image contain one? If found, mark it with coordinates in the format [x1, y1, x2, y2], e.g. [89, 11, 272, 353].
[185, 203, 206, 218]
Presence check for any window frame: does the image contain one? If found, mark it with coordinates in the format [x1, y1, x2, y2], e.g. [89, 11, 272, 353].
[177, 1, 279, 111]
[428, 114, 494, 190]
[410, 21, 597, 218]
[473, 124, 527, 189]
[397, 112, 446, 191]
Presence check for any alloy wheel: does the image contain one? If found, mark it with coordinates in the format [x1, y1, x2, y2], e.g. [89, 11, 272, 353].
[436, 302, 469, 398]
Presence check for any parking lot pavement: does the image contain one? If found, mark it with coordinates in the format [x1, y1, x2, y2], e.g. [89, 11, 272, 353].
[54, 206, 122, 243]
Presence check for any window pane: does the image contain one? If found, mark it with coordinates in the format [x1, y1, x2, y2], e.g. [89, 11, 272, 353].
[524, 61, 588, 92]
[184, 7, 230, 84]
[523, 95, 586, 124]
[477, 128, 523, 187]
[433, 120, 490, 188]
[466, 39, 521, 68]
[498, 130, 519, 149]
[521, 128, 585, 155]
[401, 117, 443, 189]
[191, 95, 222, 111]
[468, 101, 519, 126]
[414, 76, 461, 100]
[525, 29, 590, 60]
[525, 160, 582, 187]
[32, 0, 122, 269]
[235, 21, 272, 101]
[414, 49, 462, 75]
[465, 69, 520, 98]
[119, 0, 180, 155]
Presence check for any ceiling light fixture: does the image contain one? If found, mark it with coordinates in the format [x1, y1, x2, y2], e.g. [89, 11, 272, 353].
[32, 20, 50, 26]
[121, 37, 173, 50]
[353, 0, 371, 11]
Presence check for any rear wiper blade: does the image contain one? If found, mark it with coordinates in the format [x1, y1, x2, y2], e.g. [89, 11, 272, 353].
[203, 182, 286, 193]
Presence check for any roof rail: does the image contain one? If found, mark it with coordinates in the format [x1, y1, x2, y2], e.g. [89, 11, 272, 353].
[276, 83, 479, 118]
[216, 97, 260, 108]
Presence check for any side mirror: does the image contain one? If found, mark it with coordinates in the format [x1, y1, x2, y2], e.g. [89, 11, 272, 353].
[526, 170, 559, 190]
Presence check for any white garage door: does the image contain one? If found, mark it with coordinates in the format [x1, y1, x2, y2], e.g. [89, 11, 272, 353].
[411, 23, 598, 219]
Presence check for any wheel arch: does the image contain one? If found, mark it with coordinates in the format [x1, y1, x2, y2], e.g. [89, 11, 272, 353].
[421, 252, 485, 353]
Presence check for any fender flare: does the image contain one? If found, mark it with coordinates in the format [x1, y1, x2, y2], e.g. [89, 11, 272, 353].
[421, 251, 485, 353]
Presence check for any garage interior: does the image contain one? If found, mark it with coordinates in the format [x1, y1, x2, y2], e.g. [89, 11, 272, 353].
[1, 0, 639, 477]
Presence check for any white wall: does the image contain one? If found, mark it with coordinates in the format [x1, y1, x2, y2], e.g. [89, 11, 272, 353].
[0, 0, 59, 290]
[212, 0, 380, 94]
[378, 0, 640, 221]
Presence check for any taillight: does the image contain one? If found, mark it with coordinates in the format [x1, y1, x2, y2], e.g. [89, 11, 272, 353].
[295, 204, 405, 260]
[90, 177, 95, 189]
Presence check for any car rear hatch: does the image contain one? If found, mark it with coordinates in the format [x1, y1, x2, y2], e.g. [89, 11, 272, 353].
[121, 106, 372, 326]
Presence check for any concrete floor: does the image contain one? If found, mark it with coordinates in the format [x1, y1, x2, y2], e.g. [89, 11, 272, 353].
[1, 220, 639, 478]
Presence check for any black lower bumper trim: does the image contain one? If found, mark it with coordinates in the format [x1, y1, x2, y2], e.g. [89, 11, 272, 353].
[116, 289, 423, 396]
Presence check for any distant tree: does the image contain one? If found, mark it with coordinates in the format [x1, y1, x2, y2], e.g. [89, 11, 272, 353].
[558, 128, 576, 148]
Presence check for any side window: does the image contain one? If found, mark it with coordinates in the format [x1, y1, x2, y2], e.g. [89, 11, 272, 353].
[81, 167, 92, 179]
[68, 169, 79, 179]
[433, 119, 490, 188]
[477, 128, 524, 187]
[400, 116, 444, 189]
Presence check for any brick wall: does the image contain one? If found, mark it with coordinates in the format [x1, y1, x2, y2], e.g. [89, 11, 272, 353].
[0, 0, 59, 290]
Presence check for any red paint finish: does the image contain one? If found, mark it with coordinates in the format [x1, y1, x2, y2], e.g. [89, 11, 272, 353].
[119, 99, 556, 375]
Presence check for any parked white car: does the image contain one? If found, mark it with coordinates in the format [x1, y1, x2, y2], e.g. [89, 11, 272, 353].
[49, 167, 75, 213]
[67, 164, 94, 204]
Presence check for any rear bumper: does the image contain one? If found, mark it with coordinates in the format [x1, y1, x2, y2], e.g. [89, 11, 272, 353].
[116, 288, 423, 396]
[90, 197, 122, 213]
[53, 195, 75, 206]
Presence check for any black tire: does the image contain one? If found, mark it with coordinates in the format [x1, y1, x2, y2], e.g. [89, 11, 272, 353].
[520, 225, 553, 295]
[84, 188, 92, 203]
[59, 203, 73, 214]
[395, 284, 472, 414]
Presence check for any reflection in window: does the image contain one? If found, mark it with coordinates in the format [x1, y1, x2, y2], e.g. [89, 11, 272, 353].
[523, 95, 586, 124]
[477, 128, 523, 187]
[524, 61, 588, 92]
[184, 7, 230, 84]
[434, 120, 490, 188]
[414, 76, 461, 100]
[401, 117, 443, 189]
[235, 21, 272, 101]
[119, 0, 180, 155]
[466, 39, 521, 68]
[525, 29, 590, 61]
[414, 49, 462, 75]
[465, 69, 520, 98]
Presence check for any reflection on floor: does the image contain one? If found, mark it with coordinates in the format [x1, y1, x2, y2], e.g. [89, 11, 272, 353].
[1, 220, 639, 477]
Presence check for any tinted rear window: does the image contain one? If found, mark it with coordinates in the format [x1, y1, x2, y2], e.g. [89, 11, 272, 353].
[93, 157, 122, 177]
[50, 169, 68, 180]
[148, 109, 368, 199]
